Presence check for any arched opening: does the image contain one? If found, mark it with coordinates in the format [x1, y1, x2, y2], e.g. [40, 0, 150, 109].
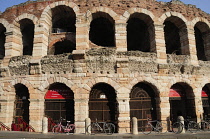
[201, 84, 210, 118]
[164, 16, 188, 55]
[44, 82, 74, 131]
[0, 23, 6, 59]
[169, 83, 196, 123]
[127, 13, 154, 52]
[14, 84, 30, 124]
[89, 12, 115, 47]
[50, 39, 75, 55]
[89, 83, 118, 132]
[130, 82, 159, 131]
[19, 19, 34, 55]
[194, 22, 210, 61]
[51, 5, 76, 33]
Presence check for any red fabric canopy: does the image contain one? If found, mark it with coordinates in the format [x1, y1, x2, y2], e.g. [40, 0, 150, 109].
[202, 90, 208, 97]
[45, 90, 73, 99]
[169, 89, 182, 97]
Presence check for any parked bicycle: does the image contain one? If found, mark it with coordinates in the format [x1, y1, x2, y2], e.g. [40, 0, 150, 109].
[172, 116, 198, 134]
[52, 117, 75, 134]
[86, 119, 115, 135]
[198, 115, 210, 131]
[142, 118, 168, 135]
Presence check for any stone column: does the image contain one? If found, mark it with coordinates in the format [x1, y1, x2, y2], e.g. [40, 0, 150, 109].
[32, 24, 48, 58]
[74, 98, 89, 134]
[29, 99, 45, 132]
[117, 98, 130, 133]
[0, 100, 14, 127]
[154, 24, 167, 64]
[76, 14, 89, 50]
[159, 96, 170, 121]
[115, 23, 127, 51]
[187, 26, 199, 65]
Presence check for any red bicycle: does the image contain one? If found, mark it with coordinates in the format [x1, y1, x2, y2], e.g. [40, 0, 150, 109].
[52, 117, 75, 134]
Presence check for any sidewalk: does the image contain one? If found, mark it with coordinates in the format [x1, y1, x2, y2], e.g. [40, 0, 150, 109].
[0, 131, 210, 139]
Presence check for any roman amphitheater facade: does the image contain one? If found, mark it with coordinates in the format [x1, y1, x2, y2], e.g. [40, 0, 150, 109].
[0, 0, 210, 133]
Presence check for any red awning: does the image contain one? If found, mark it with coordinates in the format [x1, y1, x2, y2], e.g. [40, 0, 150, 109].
[202, 90, 208, 97]
[45, 90, 73, 99]
[169, 89, 182, 97]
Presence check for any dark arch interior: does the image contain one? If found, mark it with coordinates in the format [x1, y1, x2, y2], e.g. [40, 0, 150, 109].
[202, 84, 210, 118]
[164, 21, 181, 55]
[19, 19, 34, 55]
[52, 5, 76, 33]
[170, 83, 196, 122]
[89, 12, 115, 47]
[14, 83, 30, 123]
[194, 22, 208, 61]
[0, 23, 6, 59]
[89, 83, 118, 132]
[45, 82, 74, 123]
[127, 18, 150, 52]
[53, 39, 75, 55]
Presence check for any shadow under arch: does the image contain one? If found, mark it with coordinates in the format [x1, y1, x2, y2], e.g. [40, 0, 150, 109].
[129, 81, 160, 132]
[14, 83, 30, 124]
[44, 82, 75, 129]
[89, 82, 118, 132]
[169, 82, 196, 122]
[201, 83, 210, 118]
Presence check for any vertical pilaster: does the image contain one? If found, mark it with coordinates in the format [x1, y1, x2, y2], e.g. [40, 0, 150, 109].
[154, 24, 167, 64]
[115, 23, 127, 51]
[29, 99, 45, 132]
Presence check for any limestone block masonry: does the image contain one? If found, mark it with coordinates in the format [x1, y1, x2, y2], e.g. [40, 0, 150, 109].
[0, 0, 210, 134]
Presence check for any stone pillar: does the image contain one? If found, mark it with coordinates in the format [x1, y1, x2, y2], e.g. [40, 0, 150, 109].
[194, 96, 203, 122]
[132, 117, 138, 135]
[117, 98, 130, 133]
[0, 100, 14, 127]
[177, 116, 185, 133]
[74, 98, 88, 134]
[187, 26, 199, 65]
[159, 96, 170, 121]
[29, 99, 45, 132]
[32, 24, 48, 58]
[154, 24, 167, 64]
[42, 117, 48, 133]
[76, 14, 89, 50]
[115, 23, 127, 51]
[85, 118, 91, 134]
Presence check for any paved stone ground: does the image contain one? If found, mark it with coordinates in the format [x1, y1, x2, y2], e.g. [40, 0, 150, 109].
[0, 131, 210, 139]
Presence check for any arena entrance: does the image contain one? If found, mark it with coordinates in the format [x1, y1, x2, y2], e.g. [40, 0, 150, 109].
[201, 85, 210, 118]
[169, 83, 196, 122]
[89, 83, 118, 132]
[130, 83, 158, 132]
[14, 84, 30, 124]
[44, 83, 74, 125]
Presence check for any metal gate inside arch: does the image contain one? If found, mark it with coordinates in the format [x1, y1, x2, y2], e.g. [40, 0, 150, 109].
[44, 83, 74, 124]
[89, 83, 118, 131]
[130, 86, 157, 132]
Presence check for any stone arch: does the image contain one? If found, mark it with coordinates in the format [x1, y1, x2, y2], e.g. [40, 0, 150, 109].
[14, 13, 38, 25]
[161, 13, 189, 55]
[0, 18, 11, 31]
[10, 78, 33, 92]
[40, 1, 80, 30]
[85, 77, 120, 94]
[159, 12, 187, 25]
[191, 17, 210, 28]
[123, 8, 155, 22]
[38, 77, 74, 92]
[192, 18, 210, 61]
[86, 7, 118, 24]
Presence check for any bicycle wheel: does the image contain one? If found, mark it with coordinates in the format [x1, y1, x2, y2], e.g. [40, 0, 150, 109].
[142, 124, 152, 135]
[157, 122, 168, 133]
[188, 121, 199, 133]
[198, 122, 209, 131]
[172, 122, 183, 134]
[103, 123, 115, 135]
[52, 125, 60, 133]
[66, 124, 75, 133]
[87, 124, 101, 135]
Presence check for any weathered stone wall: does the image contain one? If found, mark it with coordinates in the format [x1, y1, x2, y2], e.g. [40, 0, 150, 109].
[0, 0, 210, 133]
